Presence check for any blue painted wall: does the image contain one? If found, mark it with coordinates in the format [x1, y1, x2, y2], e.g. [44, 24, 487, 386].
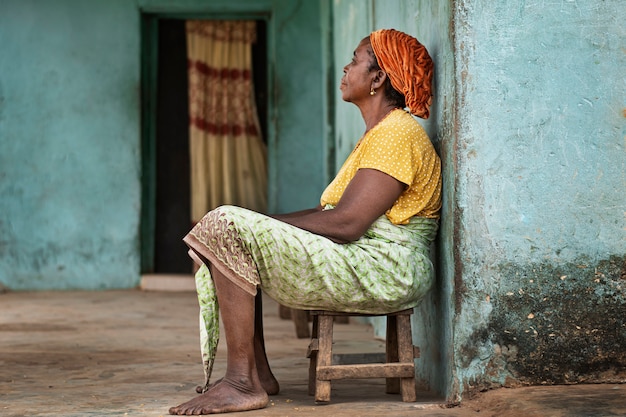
[451, 0, 625, 398]
[0, 0, 326, 289]
[329, 0, 625, 403]
[374, 0, 458, 399]
[0, 0, 141, 289]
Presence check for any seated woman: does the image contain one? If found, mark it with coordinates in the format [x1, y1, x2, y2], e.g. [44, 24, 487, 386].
[169, 28, 442, 415]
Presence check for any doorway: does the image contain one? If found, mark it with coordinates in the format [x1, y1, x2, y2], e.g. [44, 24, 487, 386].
[141, 17, 268, 274]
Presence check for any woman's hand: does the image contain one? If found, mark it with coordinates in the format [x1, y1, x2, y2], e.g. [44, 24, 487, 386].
[274, 168, 405, 243]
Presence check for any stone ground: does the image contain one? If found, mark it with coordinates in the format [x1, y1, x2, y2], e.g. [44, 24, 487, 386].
[0, 288, 624, 417]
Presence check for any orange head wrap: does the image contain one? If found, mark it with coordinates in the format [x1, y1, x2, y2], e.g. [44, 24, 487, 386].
[369, 29, 433, 119]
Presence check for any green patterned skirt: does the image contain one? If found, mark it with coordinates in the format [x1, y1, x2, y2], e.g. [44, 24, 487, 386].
[183, 205, 438, 391]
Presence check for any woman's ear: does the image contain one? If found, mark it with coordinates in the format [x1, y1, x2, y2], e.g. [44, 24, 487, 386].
[371, 70, 388, 90]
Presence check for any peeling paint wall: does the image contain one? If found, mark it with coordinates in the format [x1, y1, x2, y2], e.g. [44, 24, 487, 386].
[452, 0, 626, 398]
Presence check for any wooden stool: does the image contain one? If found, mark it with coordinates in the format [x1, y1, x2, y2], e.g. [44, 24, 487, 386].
[306, 309, 419, 403]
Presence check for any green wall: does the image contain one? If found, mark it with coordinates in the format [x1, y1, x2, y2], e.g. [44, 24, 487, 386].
[0, 0, 141, 289]
[0, 0, 327, 289]
[452, 0, 625, 398]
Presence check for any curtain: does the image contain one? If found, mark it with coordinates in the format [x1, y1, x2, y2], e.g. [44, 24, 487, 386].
[186, 20, 268, 222]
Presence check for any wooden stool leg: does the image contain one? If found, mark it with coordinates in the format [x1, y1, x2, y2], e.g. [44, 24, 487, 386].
[397, 314, 417, 402]
[292, 309, 310, 338]
[334, 315, 349, 324]
[307, 315, 319, 396]
[385, 315, 400, 394]
[278, 304, 292, 320]
[315, 315, 334, 403]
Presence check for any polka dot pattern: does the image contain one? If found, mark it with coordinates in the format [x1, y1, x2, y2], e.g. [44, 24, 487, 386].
[320, 109, 442, 224]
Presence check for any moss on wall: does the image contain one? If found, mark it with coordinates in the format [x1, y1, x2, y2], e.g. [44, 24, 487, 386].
[458, 256, 626, 394]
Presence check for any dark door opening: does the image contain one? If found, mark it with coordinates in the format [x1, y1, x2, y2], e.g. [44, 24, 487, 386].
[151, 18, 268, 274]
[153, 19, 190, 274]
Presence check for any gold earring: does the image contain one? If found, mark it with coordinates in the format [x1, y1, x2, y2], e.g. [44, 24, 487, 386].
[370, 87, 376, 96]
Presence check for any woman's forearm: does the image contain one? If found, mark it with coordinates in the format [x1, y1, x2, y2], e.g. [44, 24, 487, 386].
[276, 208, 367, 244]
[270, 169, 405, 243]
[270, 206, 355, 243]
[269, 206, 323, 221]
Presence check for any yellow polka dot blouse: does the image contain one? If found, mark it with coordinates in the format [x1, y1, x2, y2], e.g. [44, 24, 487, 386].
[320, 109, 442, 224]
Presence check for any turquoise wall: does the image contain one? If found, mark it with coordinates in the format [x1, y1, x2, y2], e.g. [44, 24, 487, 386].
[373, 0, 458, 399]
[330, 0, 456, 398]
[452, 0, 625, 398]
[0, 0, 326, 289]
[0, 0, 141, 289]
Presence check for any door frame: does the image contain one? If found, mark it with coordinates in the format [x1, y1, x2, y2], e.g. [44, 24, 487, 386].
[139, 10, 274, 273]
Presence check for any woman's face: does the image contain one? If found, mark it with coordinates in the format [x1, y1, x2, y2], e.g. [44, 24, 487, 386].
[340, 38, 376, 104]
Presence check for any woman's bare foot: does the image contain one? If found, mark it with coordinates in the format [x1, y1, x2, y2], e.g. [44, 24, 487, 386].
[195, 382, 216, 394]
[170, 379, 268, 415]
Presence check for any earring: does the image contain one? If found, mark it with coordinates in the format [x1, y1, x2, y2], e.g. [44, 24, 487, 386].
[370, 87, 376, 96]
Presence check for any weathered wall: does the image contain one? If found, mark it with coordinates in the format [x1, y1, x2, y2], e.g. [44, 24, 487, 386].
[0, 0, 141, 289]
[0, 0, 326, 289]
[452, 0, 626, 398]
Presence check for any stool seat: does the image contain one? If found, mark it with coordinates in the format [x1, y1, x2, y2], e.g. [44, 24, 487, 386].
[306, 309, 419, 403]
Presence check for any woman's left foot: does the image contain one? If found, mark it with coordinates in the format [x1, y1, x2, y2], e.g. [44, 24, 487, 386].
[195, 373, 279, 396]
[170, 379, 268, 415]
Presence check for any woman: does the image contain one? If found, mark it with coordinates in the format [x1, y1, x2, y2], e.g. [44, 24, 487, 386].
[169, 28, 441, 415]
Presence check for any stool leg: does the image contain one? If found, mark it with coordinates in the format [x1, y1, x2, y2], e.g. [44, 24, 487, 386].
[278, 304, 292, 320]
[397, 314, 417, 402]
[315, 315, 333, 403]
[292, 309, 310, 338]
[385, 315, 400, 394]
[307, 315, 319, 396]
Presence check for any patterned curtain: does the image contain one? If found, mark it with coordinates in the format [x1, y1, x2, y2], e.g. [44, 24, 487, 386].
[186, 20, 268, 222]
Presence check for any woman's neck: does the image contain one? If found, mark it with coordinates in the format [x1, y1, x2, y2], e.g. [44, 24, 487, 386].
[361, 103, 399, 133]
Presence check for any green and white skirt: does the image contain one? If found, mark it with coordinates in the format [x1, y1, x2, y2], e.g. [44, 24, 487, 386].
[183, 205, 438, 391]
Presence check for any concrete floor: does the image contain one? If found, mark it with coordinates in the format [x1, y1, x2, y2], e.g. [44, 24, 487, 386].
[1, 287, 624, 417]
